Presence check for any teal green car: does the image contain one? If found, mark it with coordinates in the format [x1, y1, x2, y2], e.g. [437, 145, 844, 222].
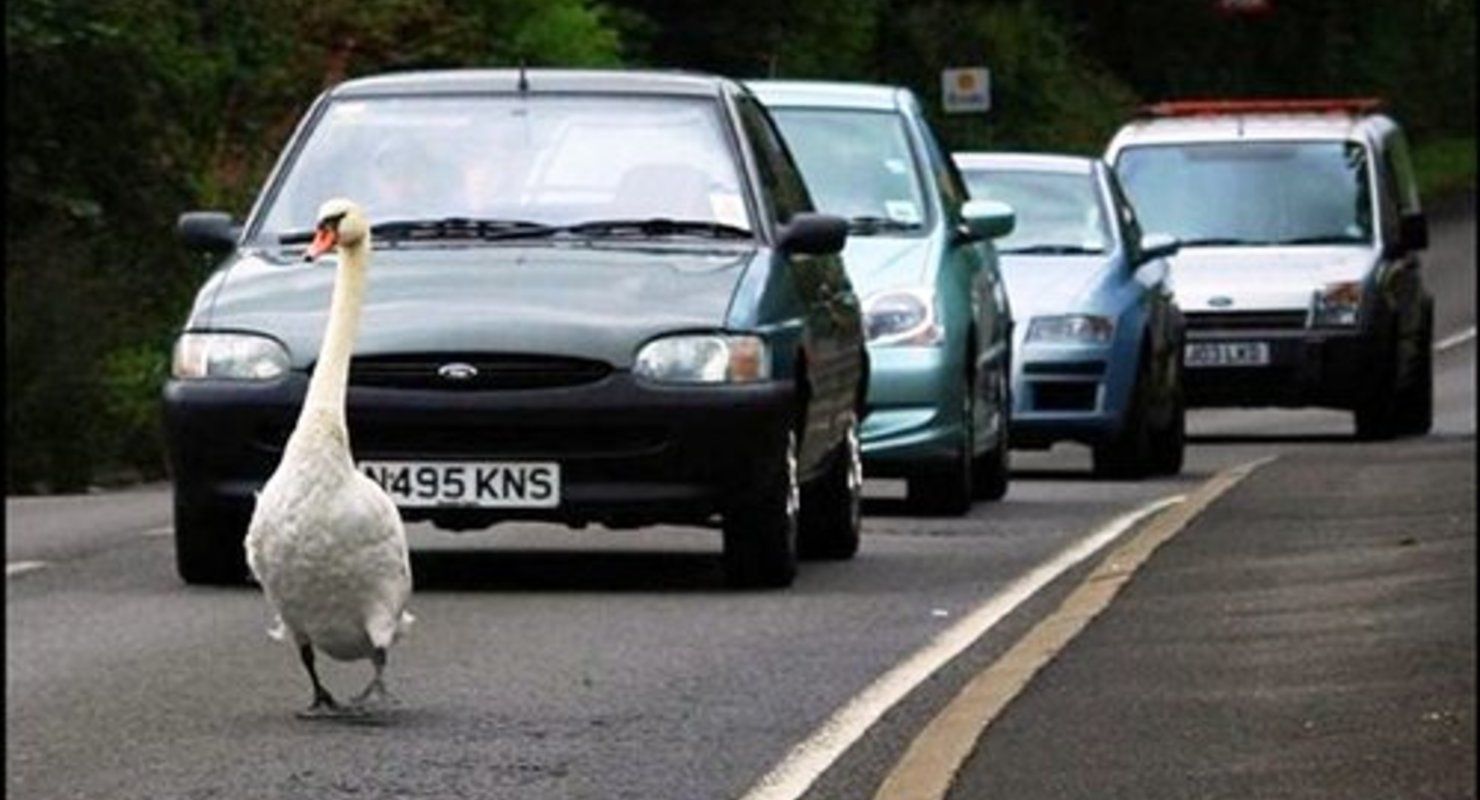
[749, 81, 1015, 513]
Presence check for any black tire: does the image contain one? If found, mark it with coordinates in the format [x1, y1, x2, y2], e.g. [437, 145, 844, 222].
[907, 385, 974, 515]
[972, 360, 1011, 501]
[1354, 326, 1402, 441]
[799, 413, 862, 561]
[1094, 357, 1155, 480]
[1396, 307, 1434, 437]
[1149, 359, 1186, 476]
[174, 494, 251, 586]
[722, 429, 800, 588]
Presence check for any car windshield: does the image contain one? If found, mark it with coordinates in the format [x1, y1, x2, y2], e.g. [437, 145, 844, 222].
[961, 168, 1110, 254]
[766, 108, 929, 233]
[1114, 141, 1373, 246]
[255, 94, 752, 240]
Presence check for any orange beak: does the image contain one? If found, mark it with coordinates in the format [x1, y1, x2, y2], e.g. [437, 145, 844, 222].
[303, 226, 339, 261]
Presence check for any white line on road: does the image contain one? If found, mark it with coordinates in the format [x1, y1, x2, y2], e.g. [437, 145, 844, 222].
[1436, 325, 1477, 352]
[141, 526, 174, 538]
[6, 561, 49, 577]
[736, 493, 1187, 800]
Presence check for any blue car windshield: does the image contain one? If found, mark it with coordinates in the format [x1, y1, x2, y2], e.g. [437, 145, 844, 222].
[1114, 141, 1373, 246]
[767, 108, 930, 231]
[961, 169, 1111, 254]
[255, 95, 752, 238]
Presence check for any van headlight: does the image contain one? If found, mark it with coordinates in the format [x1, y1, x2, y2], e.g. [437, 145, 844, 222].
[1311, 281, 1362, 327]
[171, 332, 290, 380]
[1026, 314, 1114, 344]
[864, 289, 943, 346]
[634, 334, 770, 383]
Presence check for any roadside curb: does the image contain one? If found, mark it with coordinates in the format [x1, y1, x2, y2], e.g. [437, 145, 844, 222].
[872, 456, 1278, 800]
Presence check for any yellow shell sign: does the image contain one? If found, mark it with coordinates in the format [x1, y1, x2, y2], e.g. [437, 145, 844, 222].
[942, 67, 990, 113]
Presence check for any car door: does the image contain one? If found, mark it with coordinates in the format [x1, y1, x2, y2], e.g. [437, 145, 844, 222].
[734, 93, 863, 471]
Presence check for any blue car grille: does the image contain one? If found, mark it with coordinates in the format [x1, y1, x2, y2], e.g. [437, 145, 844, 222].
[336, 353, 613, 390]
[1022, 360, 1107, 376]
[1031, 381, 1098, 412]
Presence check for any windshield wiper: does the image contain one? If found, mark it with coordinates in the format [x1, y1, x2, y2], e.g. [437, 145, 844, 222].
[1271, 234, 1364, 246]
[997, 244, 1105, 255]
[558, 218, 754, 240]
[275, 217, 555, 246]
[1178, 236, 1269, 247]
[847, 215, 922, 235]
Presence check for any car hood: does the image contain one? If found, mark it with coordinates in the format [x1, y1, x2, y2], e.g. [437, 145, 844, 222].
[998, 254, 1116, 318]
[197, 244, 756, 369]
[839, 235, 935, 297]
[1169, 246, 1377, 312]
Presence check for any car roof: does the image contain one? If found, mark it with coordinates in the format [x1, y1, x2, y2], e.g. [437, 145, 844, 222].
[329, 69, 736, 99]
[953, 152, 1098, 175]
[1108, 111, 1400, 155]
[745, 80, 905, 111]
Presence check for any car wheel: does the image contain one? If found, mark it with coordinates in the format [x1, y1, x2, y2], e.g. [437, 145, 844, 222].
[1354, 325, 1402, 440]
[972, 360, 1011, 501]
[1396, 306, 1434, 437]
[723, 428, 800, 588]
[1093, 358, 1155, 480]
[174, 494, 251, 586]
[799, 412, 862, 561]
[908, 384, 974, 515]
[1149, 360, 1186, 476]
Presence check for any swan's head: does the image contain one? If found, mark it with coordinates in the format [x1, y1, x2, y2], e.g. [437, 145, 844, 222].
[304, 198, 369, 262]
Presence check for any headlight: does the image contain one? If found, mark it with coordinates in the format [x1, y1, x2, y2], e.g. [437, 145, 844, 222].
[633, 334, 770, 383]
[1026, 315, 1114, 344]
[171, 332, 290, 380]
[864, 289, 943, 346]
[1311, 281, 1362, 327]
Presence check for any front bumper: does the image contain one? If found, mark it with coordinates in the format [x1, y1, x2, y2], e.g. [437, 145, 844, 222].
[1009, 343, 1125, 448]
[1183, 326, 1372, 409]
[163, 372, 794, 530]
[858, 347, 963, 474]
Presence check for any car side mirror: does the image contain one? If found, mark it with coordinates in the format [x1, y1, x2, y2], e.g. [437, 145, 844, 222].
[1138, 232, 1180, 263]
[177, 211, 240, 253]
[778, 212, 848, 256]
[960, 199, 1015, 241]
[1399, 211, 1428, 252]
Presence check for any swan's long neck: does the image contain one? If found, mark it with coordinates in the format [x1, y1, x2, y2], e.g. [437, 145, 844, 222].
[300, 239, 369, 422]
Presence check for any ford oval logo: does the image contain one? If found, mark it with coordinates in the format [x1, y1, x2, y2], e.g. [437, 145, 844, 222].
[1208, 295, 1234, 308]
[437, 362, 479, 381]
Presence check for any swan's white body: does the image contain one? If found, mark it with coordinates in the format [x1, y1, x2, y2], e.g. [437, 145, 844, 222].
[245, 201, 412, 673]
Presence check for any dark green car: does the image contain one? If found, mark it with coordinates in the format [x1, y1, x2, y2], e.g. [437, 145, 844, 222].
[749, 81, 1016, 514]
[166, 70, 867, 589]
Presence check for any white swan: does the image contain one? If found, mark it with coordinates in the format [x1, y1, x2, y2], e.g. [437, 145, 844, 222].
[245, 198, 413, 717]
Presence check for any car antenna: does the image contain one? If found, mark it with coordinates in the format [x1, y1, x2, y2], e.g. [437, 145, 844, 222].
[517, 59, 529, 93]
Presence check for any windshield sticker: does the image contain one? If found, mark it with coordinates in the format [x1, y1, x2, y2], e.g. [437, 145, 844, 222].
[885, 200, 921, 224]
[709, 193, 748, 228]
[884, 158, 909, 175]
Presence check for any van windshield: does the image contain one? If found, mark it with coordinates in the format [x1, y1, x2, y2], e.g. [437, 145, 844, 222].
[255, 95, 752, 239]
[1114, 141, 1373, 246]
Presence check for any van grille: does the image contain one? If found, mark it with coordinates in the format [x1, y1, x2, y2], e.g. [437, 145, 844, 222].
[1184, 310, 1308, 331]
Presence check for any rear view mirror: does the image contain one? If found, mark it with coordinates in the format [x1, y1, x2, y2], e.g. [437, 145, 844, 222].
[1399, 212, 1428, 252]
[779, 212, 848, 256]
[177, 211, 240, 253]
[1139, 232, 1180, 262]
[960, 199, 1015, 240]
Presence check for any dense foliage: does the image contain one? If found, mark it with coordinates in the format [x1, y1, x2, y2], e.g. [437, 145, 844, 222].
[5, 0, 1474, 491]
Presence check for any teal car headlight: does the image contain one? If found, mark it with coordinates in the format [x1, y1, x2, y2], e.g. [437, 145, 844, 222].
[1310, 280, 1362, 327]
[634, 334, 770, 383]
[171, 332, 290, 380]
[864, 289, 943, 346]
[1025, 314, 1114, 344]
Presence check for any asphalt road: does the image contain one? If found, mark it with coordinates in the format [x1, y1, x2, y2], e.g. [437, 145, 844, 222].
[6, 195, 1473, 800]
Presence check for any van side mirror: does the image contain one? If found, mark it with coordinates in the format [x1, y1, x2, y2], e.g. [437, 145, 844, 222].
[1138, 232, 1180, 263]
[960, 199, 1015, 240]
[1399, 212, 1428, 252]
[177, 211, 240, 253]
[778, 212, 848, 256]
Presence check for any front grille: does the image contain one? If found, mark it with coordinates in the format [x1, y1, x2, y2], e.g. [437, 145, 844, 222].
[1031, 381, 1098, 412]
[255, 421, 667, 458]
[336, 353, 612, 390]
[1023, 360, 1107, 376]
[1184, 310, 1308, 331]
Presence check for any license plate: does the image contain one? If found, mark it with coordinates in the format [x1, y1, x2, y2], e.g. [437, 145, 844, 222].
[1184, 341, 1271, 367]
[358, 461, 560, 509]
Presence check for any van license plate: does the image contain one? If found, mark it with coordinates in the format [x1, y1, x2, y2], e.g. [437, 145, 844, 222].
[358, 461, 560, 509]
[1184, 341, 1270, 367]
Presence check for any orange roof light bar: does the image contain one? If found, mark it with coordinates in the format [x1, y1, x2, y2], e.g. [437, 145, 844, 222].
[1141, 98, 1384, 117]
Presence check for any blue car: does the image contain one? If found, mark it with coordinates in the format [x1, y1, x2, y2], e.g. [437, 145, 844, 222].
[751, 81, 1017, 513]
[953, 153, 1186, 478]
